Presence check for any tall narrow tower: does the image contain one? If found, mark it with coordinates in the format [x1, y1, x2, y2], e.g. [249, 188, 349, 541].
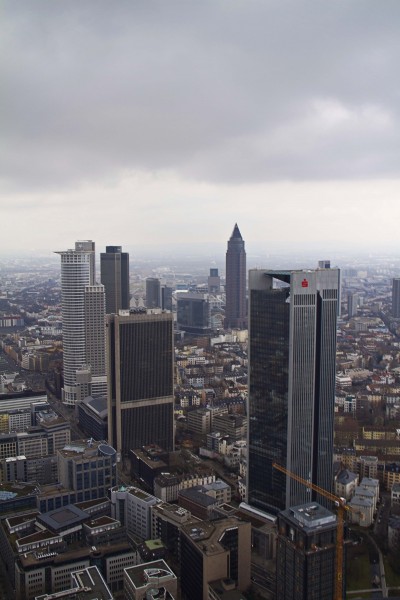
[100, 245, 130, 314]
[56, 241, 106, 405]
[392, 278, 400, 318]
[247, 267, 339, 515]
[84, 283, 107, 397]
[224, 224, 247, 329]
[146, 278, 161, 309]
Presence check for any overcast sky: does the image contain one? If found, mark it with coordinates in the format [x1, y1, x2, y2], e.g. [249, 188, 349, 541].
[2, 0, 400, 257]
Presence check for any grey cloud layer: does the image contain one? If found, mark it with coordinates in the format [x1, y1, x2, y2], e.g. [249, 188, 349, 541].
[2, 0, 400, 190]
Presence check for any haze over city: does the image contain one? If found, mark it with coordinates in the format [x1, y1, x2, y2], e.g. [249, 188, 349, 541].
[2, 1, 400, 256]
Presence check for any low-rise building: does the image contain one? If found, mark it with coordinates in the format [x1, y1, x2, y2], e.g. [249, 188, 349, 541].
[349, 495, 374, 527]
[180, 517, 251, 600]
[151, 502, 199, 559]
[124, 559, 177, 600]
[335, 469, 358, 500]
[35, 565, 113, 600]
[57, 441, 117, 503]
[110, 485, 159, 541]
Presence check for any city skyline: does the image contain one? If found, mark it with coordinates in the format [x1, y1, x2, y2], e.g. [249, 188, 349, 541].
[2, 1, 400, 254]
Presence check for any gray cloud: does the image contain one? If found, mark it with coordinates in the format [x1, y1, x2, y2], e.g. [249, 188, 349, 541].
[1, 0, 400, 191]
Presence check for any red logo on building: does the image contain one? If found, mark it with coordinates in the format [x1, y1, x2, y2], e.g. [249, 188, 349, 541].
[301, 279, 308, 288]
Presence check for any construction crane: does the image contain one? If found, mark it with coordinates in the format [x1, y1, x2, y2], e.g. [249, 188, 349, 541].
[272, 462, 350, 600]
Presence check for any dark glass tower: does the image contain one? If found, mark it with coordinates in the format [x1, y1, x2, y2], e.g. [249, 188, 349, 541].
[107, 310, 174, 457]
[276, 502, 337, 600]
[100, 246, 130, 314]
[393, 278, 400, 318]
[224, 224, 247, 329]
[247, 268, 339, 515]
[146, 277, 161, 309]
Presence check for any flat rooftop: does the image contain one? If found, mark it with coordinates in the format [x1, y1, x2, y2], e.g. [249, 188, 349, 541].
[35, 565, 113, 600]
[124, 559, 176, 589]
[282, 502, 336, 530]
[84, 516, 118, 530]
[38, 504, 89, 532]
[0, 481, 37, 499]
[181, 517, 247, 557]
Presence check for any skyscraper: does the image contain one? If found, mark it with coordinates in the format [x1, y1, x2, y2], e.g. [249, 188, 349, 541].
[84, 283, 107, 397]
[224, 224, 247, 329]
[247, 268, 339, 515]
[146, 277, 161, 309]
[393, 278, 400, 318]
[100, 245, 130, 314]
[276, 502, 337, 600]
[161, 284, 173, 311]
[107, 310, 174, 457]
[177, 293, 211, 334]
[347, 292, 359, 318]
[208, 268, 221, 294]
[56, 240, 105, 405]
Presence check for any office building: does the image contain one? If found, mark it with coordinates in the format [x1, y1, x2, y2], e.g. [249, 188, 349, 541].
[177, 293, 211, 334]
[208, 268, 221, 294]
[224, 224, 247, 329]
[319, 259, 341, 317]
[151, 503, 196, 560]
[247, 268, 339, 515]
[178, 481, 231, 520]
[35, 566, 113, 600]
[84, 284, 107, 397]
[0, 506, 134, 599]
[131, 445, 169, 490]
[100, 245, 130, 314]
[77, 395, 108, 441]
[161, 284, 173, 311]
[318, 259, 331, 269]
[107, 310, 174, 457]
[347, 292, 359, 318]
[276, 502, 337, 600]
[55, 241, 106, 405]
[110, 485, 158, 540]
[146, 278, 161, 309]
[124, 559, 177, 600]
[393, 278, 400, 318]
[57, 440, 117, 502]
[180, 517, 251, 600]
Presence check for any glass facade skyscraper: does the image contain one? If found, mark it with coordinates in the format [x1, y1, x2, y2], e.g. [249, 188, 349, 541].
[100, 245, 130, 314]
[392, 278, 400, 318]
[247, 268, 339, 515]
[146, 277, 161, 309]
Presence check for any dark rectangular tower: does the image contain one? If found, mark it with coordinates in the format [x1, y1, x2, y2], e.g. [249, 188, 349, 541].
[107, 310, 174, 457]
[247, 268, 339, 515]
[224, 224, 247, 329]
[276, 502, 337, 600]
[393, 278, 400, 318]
[100, 245, 130, 314]
[146, 277, 161, 309]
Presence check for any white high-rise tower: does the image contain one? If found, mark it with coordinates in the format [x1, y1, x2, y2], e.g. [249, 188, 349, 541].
[56, 241, 106, 405]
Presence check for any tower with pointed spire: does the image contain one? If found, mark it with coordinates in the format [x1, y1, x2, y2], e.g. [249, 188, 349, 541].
[224, 224, 247, 329]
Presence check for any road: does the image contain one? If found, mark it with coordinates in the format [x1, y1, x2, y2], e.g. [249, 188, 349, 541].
[366, 531, 388, 599]
[46, 389, 87, 440]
